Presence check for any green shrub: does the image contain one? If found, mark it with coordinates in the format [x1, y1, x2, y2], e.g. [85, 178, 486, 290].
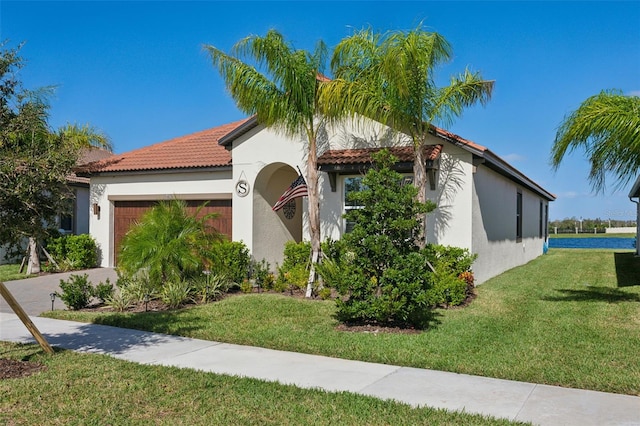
[276, 263, 308, 292]
[282, 241, 311, 269]
[333, 150, 435, 328]
[275, 241, 311, 292]
[118, 199, 221, 286]
[425, 272, 468, 307]
[249, 258, 271, 289]
[160, 280, 192, 309]
[105, 289, 132, 312]
[209, 240, 251, 284]
[317, 287, 332, 300]
[192, 272, 236, 302]
[240, 279, 254, 293]
[424, 244, 477, 276]
[46, 234, 98, 271]
[117, 269, 157, 303]
[57, 273, 93, 310]
[93, 279, 114, 303]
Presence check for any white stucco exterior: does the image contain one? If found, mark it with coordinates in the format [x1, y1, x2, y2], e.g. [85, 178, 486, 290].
[88, 117, 555, 283]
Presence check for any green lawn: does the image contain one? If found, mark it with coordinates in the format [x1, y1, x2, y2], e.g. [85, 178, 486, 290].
[44, 249, 640, 395]
[0, 264, 35, 282]
[0, 342, 523, 426]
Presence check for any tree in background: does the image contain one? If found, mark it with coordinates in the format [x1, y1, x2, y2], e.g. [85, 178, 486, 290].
[551, 90, 640, 193]
[321, 25, 493, 247]
[204, 30, 328, 297]
[0, 42, 111, 273]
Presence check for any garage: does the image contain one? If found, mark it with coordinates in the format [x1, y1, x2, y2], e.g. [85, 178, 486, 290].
[113, 199, 232, 265]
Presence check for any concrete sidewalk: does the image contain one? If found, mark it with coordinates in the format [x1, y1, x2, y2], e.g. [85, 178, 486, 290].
[1, 312, 638, 426]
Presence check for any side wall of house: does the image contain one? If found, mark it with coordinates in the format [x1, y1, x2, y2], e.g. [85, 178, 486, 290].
[471, 165, 548, 284]
[74, 186, 90, 235]
[90, 170, 232, 267]
[425, 142, 474, 250]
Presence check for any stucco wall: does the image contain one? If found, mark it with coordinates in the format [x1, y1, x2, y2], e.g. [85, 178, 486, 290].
[227, 125, 308, 267]
[471, 165, 547, 284]
[425, 142, 474, 250]
[74, 186, 90, 235]
[90, 170, 232, 267]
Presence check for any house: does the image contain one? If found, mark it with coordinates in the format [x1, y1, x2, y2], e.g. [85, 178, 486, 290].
[0, 147, 113, 265]
[83, 117, 555, 284]
[628, 176, 640, 256]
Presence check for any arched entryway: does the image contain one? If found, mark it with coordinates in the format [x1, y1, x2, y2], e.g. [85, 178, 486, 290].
[252, 163, 303, 268]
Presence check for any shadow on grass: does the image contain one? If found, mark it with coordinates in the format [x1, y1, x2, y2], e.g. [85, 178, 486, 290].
[90, 309, 210, 338]
[543, 287, 640, 303]
[614, 252, 640, 287]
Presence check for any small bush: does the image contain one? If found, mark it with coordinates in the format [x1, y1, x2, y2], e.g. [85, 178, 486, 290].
[193, 272, 236, 302]
[47, 234, 98, 271]
[105, 289, 132, 312]
[117, 269, 157, 303]
[249, 258, 271, 289]
[93, 279, 114, 303]
[209, 241, 251, 284]
[425, 272, 468, 307]
[160, 280, 192, 309]
[424, 245, 477, 277]
[57, 273, 93, 310]
[240, 279, 254, 293]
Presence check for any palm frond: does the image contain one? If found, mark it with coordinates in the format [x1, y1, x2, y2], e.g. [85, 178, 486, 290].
[551, 90, 640, 192]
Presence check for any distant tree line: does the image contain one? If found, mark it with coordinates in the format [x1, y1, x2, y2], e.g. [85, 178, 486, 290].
[549, 217, 637, 233]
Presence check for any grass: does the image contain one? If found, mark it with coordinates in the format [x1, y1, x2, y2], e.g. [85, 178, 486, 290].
[44, 249, 640, 396]
[0, 342, 523, 425]
[549, 232, 635, 238]
[0, 264, 35, 282]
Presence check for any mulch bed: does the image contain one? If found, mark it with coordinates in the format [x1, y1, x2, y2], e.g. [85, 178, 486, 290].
[0, 358, 46, 380]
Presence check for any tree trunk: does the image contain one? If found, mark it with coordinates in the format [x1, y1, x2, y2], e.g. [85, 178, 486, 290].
[306, 134, 321, 298]
[413, 144, 428, 249]
[26, 237, 41, 274]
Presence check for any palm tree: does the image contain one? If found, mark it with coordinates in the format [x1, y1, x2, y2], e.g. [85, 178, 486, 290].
[204, 30, 328, 297]
[320, 26, 494, 247]
[551, 90, 640, 193]
[118, 199, 222, 289]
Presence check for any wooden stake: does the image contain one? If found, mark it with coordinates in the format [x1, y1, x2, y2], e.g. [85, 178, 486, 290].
[0, 281, 54, 355]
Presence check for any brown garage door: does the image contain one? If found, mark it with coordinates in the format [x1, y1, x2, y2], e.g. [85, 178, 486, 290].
[113, 199, 232, 265]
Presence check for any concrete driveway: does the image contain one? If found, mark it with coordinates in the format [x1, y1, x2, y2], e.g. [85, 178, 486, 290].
[0, 268, 118, 315]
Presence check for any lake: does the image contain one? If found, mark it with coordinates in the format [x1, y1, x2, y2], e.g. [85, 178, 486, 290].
[549, 237, 636, 249]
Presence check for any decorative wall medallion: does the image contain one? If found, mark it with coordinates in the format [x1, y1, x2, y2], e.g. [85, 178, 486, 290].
[235, 179, 250, 197]
[283, 199, 296, 219]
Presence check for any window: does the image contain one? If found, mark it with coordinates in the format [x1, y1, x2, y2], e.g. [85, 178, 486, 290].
[343, 176, 364, 233]
[342, 174, 415, 233]
[539, 201, 543, 238]
[59, 196, 75, 234]
[516, 191, 523, 242]
[545, 204, 549, 239]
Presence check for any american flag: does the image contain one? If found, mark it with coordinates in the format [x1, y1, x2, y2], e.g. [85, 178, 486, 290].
[272, 174, 308, 211]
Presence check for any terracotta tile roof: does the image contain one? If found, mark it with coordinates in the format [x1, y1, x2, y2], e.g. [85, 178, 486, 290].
[68, 147, 115, 184]
[317, 145, 442, 166]
[432, 126, 487, 153]
[80, 118, 250, 174]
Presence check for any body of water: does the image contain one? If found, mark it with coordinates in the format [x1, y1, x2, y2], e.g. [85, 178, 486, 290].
[549, 237, 636, 249]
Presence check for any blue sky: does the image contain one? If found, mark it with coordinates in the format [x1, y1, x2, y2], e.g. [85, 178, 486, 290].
[2, 1, 639, 221]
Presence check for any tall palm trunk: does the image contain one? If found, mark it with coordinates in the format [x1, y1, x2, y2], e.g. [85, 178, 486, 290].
[306, 133, 321, 297]
[413, 143, 428, 249]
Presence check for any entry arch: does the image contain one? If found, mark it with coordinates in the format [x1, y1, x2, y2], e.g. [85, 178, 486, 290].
[252, 163, 303, 268]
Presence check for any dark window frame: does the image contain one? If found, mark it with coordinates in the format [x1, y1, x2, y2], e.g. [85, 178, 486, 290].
[516, 191, 523, 242]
